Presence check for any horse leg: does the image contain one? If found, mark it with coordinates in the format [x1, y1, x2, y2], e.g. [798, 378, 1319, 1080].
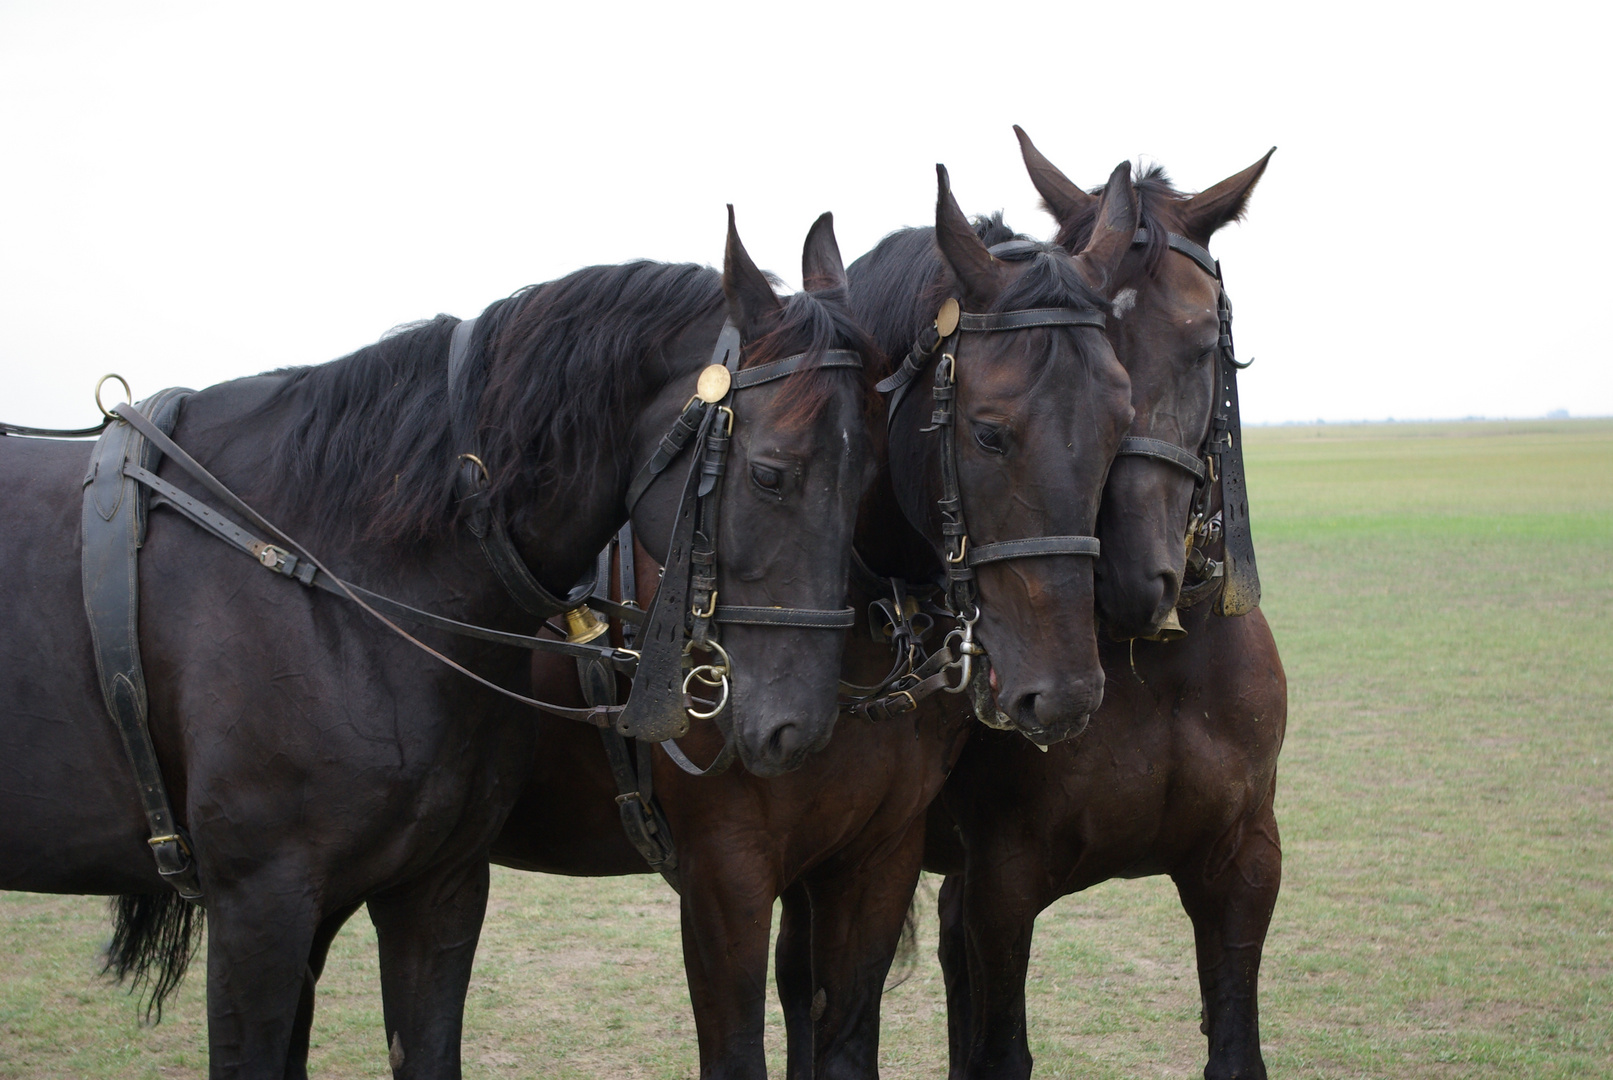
[367, 859, 491, 1080]
[203, 881, 325, 1079]
[936, 873, 973, 1078]
[678, 857, 777, 1079]
[956, 852, 1045, 1080]
[283, 901, 362, 1080]
[775, 881, 815, 1080]
[803, 826, 926, 1080]
[1173, 801, 1282, 1080]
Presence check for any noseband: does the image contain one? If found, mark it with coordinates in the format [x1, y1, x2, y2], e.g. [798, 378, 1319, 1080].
[1111, 229, 1260, 615]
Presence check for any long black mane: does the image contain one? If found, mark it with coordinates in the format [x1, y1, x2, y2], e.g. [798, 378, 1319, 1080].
[267, 261, 724, 545]
[266, 258, 875, 546]
[846, 215, 1109, 370]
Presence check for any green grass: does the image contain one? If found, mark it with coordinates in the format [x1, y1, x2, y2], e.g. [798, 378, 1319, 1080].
[2, 419, 1610, 1078]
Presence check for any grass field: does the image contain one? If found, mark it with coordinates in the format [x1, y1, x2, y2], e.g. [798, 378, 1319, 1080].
[2, 419, 1610, 1078]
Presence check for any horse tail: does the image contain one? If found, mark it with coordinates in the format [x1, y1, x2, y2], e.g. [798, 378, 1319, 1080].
[103, 893, 205, 1023]
[884, 874, 933, 992]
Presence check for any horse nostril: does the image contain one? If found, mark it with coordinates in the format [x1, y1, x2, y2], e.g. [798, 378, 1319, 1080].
[1016, 693, 1040, 730]
[768, 723, 801, 761]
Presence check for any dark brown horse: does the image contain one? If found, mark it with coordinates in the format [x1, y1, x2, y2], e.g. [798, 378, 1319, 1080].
[925, 132, 1286, 1080]
[0, 210, 872, 1079]
[475, 163, 1142, 1080]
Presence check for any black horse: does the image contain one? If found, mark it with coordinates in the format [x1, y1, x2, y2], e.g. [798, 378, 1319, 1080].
[0, 210, 873, 1079]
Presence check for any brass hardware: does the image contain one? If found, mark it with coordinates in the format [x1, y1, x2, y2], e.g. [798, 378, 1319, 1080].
[891, 689, 917, 713]
[563, 605, 610, 645]
[1145, 607, 1187, 642]
[937, 353, 956, 382]
[690, 590, 717, 619]
[696, 364, 732, 403]
[716, 405, 734, 437]
[935, 298, 960, 338]
[457, 453, 490, 485]
[946, 536, 969, 564]
[95, 374, 132, 418]
[147, 834, 181, 847]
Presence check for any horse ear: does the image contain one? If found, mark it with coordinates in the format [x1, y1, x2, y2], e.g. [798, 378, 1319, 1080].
[801, 212, 847, 294]
[1178, 148, 1275, 246]
[724, 204, 782, 339]
[1014, 125, 1095, 231]
[934, 164, 1007, 308]
[1071, 161, 1138, 298]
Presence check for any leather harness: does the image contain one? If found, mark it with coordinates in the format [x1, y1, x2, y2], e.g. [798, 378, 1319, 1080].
[851, 269, 1110, 726]
[1, 316, 865, 900]
[1112, 229, 1260, 615]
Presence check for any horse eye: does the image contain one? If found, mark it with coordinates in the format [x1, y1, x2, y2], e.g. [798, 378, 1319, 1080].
[751, 464, 782, 493]
[972, 423, 1007, 454]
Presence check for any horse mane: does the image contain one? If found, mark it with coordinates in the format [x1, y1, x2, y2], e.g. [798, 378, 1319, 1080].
[265, 261, 723, 545]
[846, 215, 1108, 368]
[265, 258, 873, 547]
[1050, 162, 1185, 275]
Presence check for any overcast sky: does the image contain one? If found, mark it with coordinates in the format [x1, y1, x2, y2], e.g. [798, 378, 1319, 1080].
[2, 0, 1608, 426]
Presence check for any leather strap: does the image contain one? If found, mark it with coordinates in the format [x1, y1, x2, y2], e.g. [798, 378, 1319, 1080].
[966, 535, 1100, 566]
[958, 308, 1106, 333]
[730, 349, 862, 389]
[1132, 228, 1219, 278]
[113, 403, 628, 728]
[82, 390, 204, 903]
[1115, 436, 1207, 482]
[712, 605, 857, 629]
[2, 419, 111, 438]
[448, 317, 593, 620]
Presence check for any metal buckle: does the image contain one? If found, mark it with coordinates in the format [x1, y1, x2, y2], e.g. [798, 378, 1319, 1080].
[691, 589, 717, 620]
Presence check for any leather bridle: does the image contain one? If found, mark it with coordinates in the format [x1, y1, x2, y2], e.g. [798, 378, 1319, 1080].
[1110, 229, 1261, 615]
[445, 316, 865, 771]
[867, 277, 1109, 719]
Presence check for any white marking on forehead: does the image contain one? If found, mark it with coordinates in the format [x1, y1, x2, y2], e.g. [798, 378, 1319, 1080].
[1111, 288, 1137, 319]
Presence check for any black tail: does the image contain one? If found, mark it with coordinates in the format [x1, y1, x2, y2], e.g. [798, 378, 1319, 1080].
[103, 893, 205, 1023]
[884, 875, 934, 992]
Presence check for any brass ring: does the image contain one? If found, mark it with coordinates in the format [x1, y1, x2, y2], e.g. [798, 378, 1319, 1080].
[457, 453, 491, 485]
[95, 374, 131, 418]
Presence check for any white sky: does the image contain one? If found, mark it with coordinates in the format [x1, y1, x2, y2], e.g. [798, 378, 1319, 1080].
[2, 0, 1608, 426]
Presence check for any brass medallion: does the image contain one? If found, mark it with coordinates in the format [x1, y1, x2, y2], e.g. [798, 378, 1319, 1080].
[935, 297, 960, 337]
[696, 364, 732, 403]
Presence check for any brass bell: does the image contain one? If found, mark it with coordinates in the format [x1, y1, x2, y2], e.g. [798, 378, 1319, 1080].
[1145, 607, 1187, 642]
[563, 605, 610, 645]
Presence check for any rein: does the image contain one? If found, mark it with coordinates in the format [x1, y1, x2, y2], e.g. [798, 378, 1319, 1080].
[1112, 229, 1261, 616]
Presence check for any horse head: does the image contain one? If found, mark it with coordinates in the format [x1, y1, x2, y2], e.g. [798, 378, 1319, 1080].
[882, 163, 1136, 745]
[1016, 127, 1272, 638]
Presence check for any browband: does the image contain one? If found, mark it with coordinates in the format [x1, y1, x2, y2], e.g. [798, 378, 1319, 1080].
[959, 308, 1106, 333]
[966, 536, 1100, 567]
[731, 349, 863, 389]
[1132, 228, 1218, 279]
